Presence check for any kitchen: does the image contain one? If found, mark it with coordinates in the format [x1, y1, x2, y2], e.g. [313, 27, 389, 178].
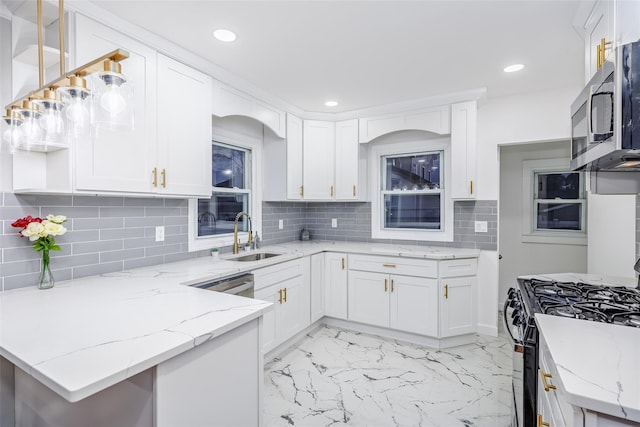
[0, 0, 639, 426]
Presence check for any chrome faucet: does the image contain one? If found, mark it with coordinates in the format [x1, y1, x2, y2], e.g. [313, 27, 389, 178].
[233, 212, 253, 254]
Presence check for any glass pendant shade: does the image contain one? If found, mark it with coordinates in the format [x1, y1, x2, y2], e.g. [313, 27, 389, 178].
[36, 89, 66, 148]
[89, 60, 134, 131]
[57, 75, 91, 134]
[16, 100, 43, 150]
[2, 109, 24, 152]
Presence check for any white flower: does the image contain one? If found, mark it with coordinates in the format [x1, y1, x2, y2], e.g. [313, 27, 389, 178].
[46, 214, 67, 224]
[42, 220, 67, 236]
[21, 222, 45, 241]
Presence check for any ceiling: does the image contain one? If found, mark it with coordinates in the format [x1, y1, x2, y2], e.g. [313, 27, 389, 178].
[88, 0, 585, 113]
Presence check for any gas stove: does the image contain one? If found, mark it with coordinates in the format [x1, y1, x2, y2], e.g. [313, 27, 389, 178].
[522, 278, 640, 327]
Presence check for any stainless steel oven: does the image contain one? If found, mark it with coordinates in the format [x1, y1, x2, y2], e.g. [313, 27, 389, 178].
[192, 273, 255, 298]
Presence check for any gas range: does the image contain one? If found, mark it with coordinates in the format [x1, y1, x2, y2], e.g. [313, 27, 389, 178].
[520, 278, 640, 327]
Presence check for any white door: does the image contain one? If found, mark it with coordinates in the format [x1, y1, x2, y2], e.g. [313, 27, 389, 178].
[303, 120, 335, 200]
[156, 54, 212, 197]
[334, 119, 359, 200]
[254, 285, 278, 353]
[347, 270, 389, 328]
[286, 113, 303, 200]
[74, 14, 157, 193]
[324, 253, 348, 319]
[278, 275, 307, 342]
[310, 253, 325, 323]
[390, 275, 438, 336]
[440, 277, 476, 337]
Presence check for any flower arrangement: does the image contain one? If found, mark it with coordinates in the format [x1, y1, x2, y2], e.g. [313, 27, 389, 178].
[12, 214, 67, 289]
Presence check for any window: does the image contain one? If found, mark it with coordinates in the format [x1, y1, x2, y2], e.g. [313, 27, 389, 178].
[197, 143, 251, 237]
[370, 136, 453, 242]
[522, 158, 586, 245]
[382, 152, 443, 230]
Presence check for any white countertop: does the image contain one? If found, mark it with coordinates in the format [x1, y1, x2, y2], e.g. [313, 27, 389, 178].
[0, 241, 476, 403]
[536, 311, 640, 423]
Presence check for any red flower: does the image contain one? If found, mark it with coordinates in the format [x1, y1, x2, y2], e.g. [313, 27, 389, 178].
[11, 215, 43, 230]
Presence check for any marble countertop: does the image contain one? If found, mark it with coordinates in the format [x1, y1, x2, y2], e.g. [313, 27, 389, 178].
[0, 240, 476, 403]
[536, 311, 640, 423]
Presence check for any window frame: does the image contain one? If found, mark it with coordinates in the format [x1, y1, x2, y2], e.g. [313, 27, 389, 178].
[188, 130, 262, 252]
[521, 158, 587, 245]
[370, 136, 453, 242]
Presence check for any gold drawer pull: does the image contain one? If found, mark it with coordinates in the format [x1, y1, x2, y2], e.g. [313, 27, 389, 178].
[537, 414, 549, 427]
[300, 185, 304, 197]
[444, 284, 449, 299]
[283, 287, 287, 303]
[341, 257, 345, 270]
[391, 279, 394, 293]
[161, 168, 166, 188]
[152, 167, 158, 187]
[352, 185, 356, 197]
[469, 180, 473, 195]
[382, 263, 396, 268]
[330, 185, 334, 197]
[278, 289, 283, 304]
[384, 278, 388, 292]
[540, 369, 556, 392]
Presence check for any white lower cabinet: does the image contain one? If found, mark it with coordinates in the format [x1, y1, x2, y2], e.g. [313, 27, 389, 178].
[324, 252, 348, 319]
[439, 276, 476, 337]
[310, 253, 325, 323]
[253, 258, 310, 353]
[347, 270, 390, 328]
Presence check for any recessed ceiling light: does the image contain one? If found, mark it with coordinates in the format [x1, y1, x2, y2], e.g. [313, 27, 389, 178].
[325, 101, 338, 107]
[213, 29, 237, 42]
[504, 63, 524, 73]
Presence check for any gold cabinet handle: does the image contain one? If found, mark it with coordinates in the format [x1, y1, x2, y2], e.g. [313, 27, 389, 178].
[283, 287, 287, 303]
[469, 180, 473, 195]
[597, 37, 612, 69]
[161, 168, 166, 188]
[391, 279, 394, 293]
[152, 167, 158, 187]
[330, 185, 334, 197]
[537, 414, 550, 427]
[341, 257, 345, 270]
[352, 185, 356, 197]
[382, 263, 396, 268]
[444, 284, 449, 299]
[300, 185, 304, 197]
[384, 278, 388, 292]
[539, 369, 556, 392]
[278, 288, 283, 304]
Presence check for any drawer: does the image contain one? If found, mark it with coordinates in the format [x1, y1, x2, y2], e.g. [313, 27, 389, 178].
[439, 259, 478, 278]
[348, 254, 438, 278]
[252, 257, 309, 290]
[539, 335, 576, 426]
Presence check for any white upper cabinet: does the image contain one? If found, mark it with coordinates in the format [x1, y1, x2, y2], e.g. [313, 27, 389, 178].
[450, 101, 477, 199]
[286, 113, 304, 200]
[211, 80, 286, 138]
[303, 120, 335, 200]
[334, 119, 359, 200]
[156, 54, 212, 197]
[74, 13, 157, 193]
[358, 105, 451, 143]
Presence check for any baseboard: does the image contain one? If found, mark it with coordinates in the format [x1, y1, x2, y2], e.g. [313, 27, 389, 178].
[477, 323, 498, 337]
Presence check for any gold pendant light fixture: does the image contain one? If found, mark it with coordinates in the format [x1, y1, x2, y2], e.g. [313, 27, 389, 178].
[2, 0, 133, 151]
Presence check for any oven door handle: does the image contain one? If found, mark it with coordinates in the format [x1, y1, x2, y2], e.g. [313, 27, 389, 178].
[503, 297, 524, 350]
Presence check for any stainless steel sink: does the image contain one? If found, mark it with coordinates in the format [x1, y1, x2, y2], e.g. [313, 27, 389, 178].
[229, 252, 283, 262]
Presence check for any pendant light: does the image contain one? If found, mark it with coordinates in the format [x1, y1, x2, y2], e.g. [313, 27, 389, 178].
[2, 0, 132, 151]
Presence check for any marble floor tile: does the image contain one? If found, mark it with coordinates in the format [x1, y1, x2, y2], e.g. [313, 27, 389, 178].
[264, 326, 512, 427]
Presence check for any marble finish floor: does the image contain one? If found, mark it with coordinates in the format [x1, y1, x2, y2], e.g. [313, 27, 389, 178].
[264, 326, 512, 427]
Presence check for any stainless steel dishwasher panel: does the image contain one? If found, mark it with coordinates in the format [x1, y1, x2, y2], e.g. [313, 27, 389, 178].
[193, 273, 255, 298]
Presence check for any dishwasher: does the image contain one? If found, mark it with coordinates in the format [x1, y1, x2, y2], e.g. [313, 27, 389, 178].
[192, 273, 255, 298]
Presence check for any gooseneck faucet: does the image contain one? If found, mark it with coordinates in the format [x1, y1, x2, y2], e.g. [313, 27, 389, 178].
[233, 212, 253, 254]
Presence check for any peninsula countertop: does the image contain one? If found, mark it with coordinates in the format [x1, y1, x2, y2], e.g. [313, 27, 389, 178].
[0, 241, 479, 403]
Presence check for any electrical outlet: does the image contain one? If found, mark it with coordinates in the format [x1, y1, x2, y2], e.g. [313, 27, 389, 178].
[278, 219, 284, 230]
[155, 226, 165, 242]
[331, 218, 338, 228]
[474, 221, 488, 233]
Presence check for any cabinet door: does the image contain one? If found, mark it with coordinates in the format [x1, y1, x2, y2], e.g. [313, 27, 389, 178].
[584, 0, 614, 82]
[310, 253, 325, 323]
[74, 14, 157, 193]
[156, 54, 212, 197]
[303, 120, 335, 200]
[278, 275, 309, 342]
[389, 275, 438, 336]
[450, 101, 477, 199]
[286, 113, 304, 200]
[440, 277, 477, 337]
[324, 253, 348, 319]
[347, 270, 389, 328]
[254, 285, 278, 353]
[335, 119, 359, 200]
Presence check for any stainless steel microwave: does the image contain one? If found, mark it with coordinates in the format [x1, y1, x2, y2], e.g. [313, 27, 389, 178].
[570, 40, 640, 171]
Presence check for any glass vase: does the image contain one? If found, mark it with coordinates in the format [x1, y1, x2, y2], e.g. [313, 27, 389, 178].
[38, 249, 55, 290]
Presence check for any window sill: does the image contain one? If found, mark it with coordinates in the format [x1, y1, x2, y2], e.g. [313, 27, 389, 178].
[521, 232, 587, 246]
[372, 227, 453, 242]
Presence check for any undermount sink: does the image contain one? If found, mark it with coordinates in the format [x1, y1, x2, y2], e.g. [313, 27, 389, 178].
[229, 252, 283, 262]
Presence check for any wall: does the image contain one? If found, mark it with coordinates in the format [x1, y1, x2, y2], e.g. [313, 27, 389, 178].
[498, 141, 588, 301]
[0, 192, 209, 291]
[263, 201, 497, 250]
